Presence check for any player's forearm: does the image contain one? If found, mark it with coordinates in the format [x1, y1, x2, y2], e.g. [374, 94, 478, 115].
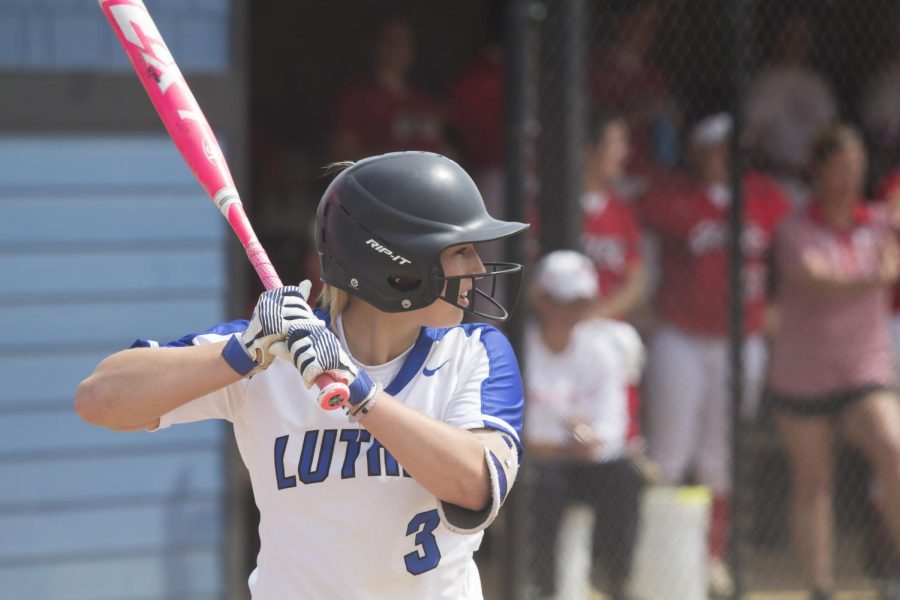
[360, 392, 490, 511]
[75, 341, 240, 430]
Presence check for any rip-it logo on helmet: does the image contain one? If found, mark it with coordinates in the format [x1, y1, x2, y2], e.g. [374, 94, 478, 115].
[366, 238, 412, 265]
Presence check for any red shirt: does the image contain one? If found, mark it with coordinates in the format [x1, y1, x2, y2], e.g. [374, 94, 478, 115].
[331, 77, 445, 156]
[581, 189, 643, 296]
[639, 172, 791, 335]
[446, 47, 504, 170]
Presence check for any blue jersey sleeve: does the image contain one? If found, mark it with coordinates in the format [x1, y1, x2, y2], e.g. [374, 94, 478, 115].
[475, 326, 524, 441]
[130, 320, 249, 349]
[443, 324, 525, 455]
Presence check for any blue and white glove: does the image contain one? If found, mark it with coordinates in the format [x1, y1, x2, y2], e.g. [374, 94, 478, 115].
[221, 281, 316, 377]
[284, 322, 380, 420]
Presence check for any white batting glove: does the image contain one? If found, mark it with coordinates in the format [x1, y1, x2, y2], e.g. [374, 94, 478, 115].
[283, 322, 379, 420]
[221, 281, 316, 377]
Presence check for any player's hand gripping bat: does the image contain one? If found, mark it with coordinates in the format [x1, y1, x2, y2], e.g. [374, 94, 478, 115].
[100, 0, 349, 410]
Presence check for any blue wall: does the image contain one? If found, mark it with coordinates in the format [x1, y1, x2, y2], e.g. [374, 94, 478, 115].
[0, 136, 230, 599]
[0, 0, 229, 71]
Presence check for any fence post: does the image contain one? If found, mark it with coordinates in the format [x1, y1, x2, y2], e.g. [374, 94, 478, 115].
[503, 0, 531, 598]
[537, 0, 585, 253]
[729, 0, 752, 596]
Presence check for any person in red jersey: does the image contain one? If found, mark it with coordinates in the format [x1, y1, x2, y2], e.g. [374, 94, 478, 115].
[581, 111, 647, 451]
[589, 0, 679, 192]
[768, 124, 900, 600]
[581, 111, 646, 321]
[638, 113, 791, 595]
[330, 14, 448, 160]
[446, 43, 505, 176]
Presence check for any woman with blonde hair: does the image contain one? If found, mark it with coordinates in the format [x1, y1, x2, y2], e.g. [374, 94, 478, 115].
[76, 152, 529, 599]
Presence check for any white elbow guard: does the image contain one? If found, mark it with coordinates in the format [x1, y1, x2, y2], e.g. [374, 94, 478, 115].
[438, 429, 520, 535]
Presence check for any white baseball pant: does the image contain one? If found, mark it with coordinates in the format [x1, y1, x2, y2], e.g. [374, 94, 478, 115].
[644, 324, 767, 494]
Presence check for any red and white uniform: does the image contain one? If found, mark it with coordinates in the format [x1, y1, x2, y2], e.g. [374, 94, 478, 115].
[638, 172, 791, 493]
[581, 189, 643, 298]
[581, 189, 644, 439]
[331, 77, 445, 156]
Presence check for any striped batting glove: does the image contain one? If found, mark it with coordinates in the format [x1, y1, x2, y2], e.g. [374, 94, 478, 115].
[284, 322, 378, 419]
[221, 280, 316, 377]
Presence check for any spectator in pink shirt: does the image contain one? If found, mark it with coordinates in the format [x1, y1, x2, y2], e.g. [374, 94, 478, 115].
[768, 123, 900, 600]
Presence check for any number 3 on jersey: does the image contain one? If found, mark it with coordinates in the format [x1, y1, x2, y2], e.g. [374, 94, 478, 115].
[404, 510, 442, 575]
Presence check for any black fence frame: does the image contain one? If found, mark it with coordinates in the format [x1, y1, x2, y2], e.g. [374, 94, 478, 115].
[502, 1, 753, 597]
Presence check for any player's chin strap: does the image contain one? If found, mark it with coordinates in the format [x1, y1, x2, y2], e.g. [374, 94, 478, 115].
[438, 428, 520, 535]
[435, 262, 524, 321]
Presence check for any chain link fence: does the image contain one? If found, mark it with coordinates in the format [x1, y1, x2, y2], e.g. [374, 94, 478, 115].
[509, 0, 900, 598]
[247, 1, 900, 597]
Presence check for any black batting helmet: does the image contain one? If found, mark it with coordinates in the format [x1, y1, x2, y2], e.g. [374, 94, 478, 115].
[315, 152, 529, 320]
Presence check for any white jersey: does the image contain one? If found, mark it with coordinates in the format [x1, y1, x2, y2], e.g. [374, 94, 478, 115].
[524, 318, 644, 462]
[134, 311, 524, 599]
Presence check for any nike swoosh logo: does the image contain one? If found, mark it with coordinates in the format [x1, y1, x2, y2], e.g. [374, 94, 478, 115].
[423, 359, 451, 377]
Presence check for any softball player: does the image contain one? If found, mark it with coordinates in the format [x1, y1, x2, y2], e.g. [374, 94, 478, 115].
[76, 152, 528, 599]
[581, 112, 646, 321]
[638, 113, 791, 592]
[525, 250, 646, 600]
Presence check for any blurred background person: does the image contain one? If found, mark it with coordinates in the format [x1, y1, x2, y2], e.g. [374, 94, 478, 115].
[744, 8, 837, 207]
[329, 13, 449, 160]
[445, 41, 504, 209]
[525, 250, 646, 600]
[767, 123, 900, 600]
[638, 112, 791, 595]
[580, 111, 647, 449]
[589, 0, 679, 198]
[581, 111, 647, 322]
[860, 27, 900, 186]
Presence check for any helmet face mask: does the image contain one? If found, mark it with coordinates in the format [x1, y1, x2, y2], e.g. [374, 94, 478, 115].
[433, 261, 524, 321]
[316, 152, 529, 321]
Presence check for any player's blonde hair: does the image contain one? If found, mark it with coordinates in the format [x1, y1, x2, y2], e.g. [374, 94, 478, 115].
[318, 284, 351, 324]
[316, 160, 357, 324]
